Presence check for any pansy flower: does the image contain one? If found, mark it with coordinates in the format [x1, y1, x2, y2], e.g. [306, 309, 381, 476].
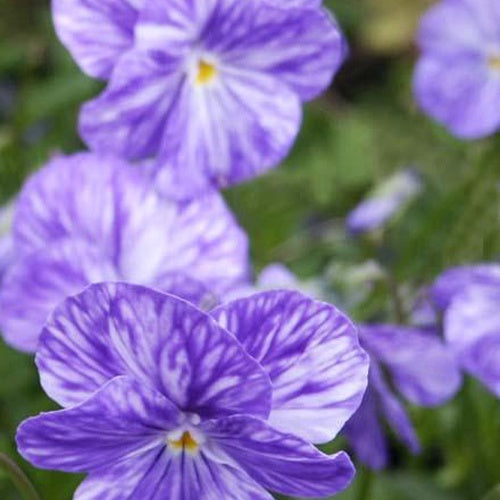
[431, 264, 500, 396]
[414, 0, 500, 139]
[75, 0, 346, 197]
[17, 283, 369, 498]
[343, 324, 462, 469]
[0, 152, 248, 352]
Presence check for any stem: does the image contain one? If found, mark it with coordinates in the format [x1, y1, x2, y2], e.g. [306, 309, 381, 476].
[357, 468, 374, 500]
[0, 453, 40, 500]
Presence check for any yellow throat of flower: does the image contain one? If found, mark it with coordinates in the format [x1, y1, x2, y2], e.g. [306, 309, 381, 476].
[488, 55, 500, 71]
[196, 60, 217, 85]
[168, 431, 199, 452]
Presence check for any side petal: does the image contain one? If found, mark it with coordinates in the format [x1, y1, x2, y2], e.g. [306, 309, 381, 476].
[52, 0, 143, 79]
[360, 324, 462, 406]
[204, 415, 355, 498]
[17, 376, 178, 473]
[37, 283, 272, 418]
[370, 364, 420, 454]
[444, 285, 500, 397]
[343, 386, 389, 470]
[212, 290, 369, 443]
[0, 240, 117, 352]
[430, 263, 500, 310]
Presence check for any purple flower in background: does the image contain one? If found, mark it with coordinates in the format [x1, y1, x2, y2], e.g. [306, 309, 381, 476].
[17, 283, 369, 498]
[0, 201, 14, 283]
[78, 0, 346, 197]
[346, 169, 422, 235]
[431, 264, 500, 396]
[414, 0, 500, 139]
[344, 324, 462, 469]
[0, 152, 248, 352]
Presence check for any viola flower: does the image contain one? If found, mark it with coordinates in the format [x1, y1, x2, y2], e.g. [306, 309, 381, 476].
[414, 0, 500, 139]
[17, 283, 369, 498]
[344, 324, 462, 469]
[0, 152, 248, 352]
[431, 264, 500, 396]
[78, 0, 347, 197]
[346, 168, 422, 235]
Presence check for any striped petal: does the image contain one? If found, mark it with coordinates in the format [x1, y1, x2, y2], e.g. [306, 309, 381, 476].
[37, 283, 272, 418]
[52, 0, 143, 79]
[212, 290, 369, 443]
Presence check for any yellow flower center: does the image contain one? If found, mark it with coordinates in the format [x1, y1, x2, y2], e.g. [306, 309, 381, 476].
[488, 55, 500, 71]
[196, 60, 217, 85]
[168, 431, 199, 452]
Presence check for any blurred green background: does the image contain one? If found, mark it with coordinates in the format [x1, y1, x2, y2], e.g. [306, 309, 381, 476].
[0, 0, 499, 498]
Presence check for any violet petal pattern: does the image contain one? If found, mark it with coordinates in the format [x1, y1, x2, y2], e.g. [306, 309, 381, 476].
[444, 284, 500, 396]
[79, 0, 345, 196]
[204, 415, 355, 498]
[360, 324, 462, 406]
[52, 0, 144, 79]
[36, 283, 272, 415]
[212, 290, 369, 443]
[414, 0, 500, 138]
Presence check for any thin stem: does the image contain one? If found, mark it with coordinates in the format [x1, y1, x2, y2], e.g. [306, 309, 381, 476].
[356, 468, 374, 500]
[0, 453, 40, 500]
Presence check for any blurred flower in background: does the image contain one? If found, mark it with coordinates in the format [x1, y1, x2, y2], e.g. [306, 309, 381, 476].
[414, 0, 500, 139]
[0, 201, 14, 283]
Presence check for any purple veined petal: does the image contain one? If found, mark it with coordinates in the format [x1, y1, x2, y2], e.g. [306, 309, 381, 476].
[212, 290, 369, 443]
[430, 263, 500, 310]
[413, 54, 500, 139]
[444, 284, 500, 396]
[0, 240, 117, 353]
[370, 363, 420, 454]
[76, 443, 272, 500]
[204, 415, 355, 498]
[139, 0, 345, 101]
[151, 68, 302, 199]
[52, 0, 144, 79]
[359, 324, 462, 406]
[13, 152, 249, 301]
[79, 51, 185, 161]
[17, 376, 179, 473]
[37, 283, 272, 417]
[343, 385, 389, 470]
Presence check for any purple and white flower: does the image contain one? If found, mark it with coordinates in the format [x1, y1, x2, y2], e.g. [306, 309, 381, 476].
[343, 324, 462, 469]
[431, 264, 500, 396]
[17, 283, 369, 498]
[0, 152, 248, 352]
[414, 0, 500, 139]
[76, 0, 346, 197]
[346, 168, 422, 235]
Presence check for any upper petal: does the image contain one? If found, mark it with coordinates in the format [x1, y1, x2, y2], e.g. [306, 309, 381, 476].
[430, 263, 500, 310]
[212, 290, 369, 443]
[360, 324, 462, 406]
[37, 283, 272, 417]
[204, 415, 355, 498]
[0, 239, 117, 352]
[444, 284, 500, 396]
[53, 0, 143, 79]
[17, 376, 178, 473]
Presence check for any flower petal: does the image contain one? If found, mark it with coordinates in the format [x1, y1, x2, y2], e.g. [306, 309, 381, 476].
[52, 0, 143, 79]
[444, 284, 500, 396]
[0, 240, 117, 352]
[17, 376, 178, 473]
[204, 415, 355, 498]
[360, 324, 462, 406]
[212, 290, 369, 443]
[37, 283, 272, 418]
[343, 386, 389, 470]
[431, 263, 500, 310]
